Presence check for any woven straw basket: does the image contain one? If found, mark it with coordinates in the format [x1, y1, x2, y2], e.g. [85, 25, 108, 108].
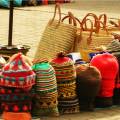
[34, 4, 77, 60]
[73, 13, 114, 62]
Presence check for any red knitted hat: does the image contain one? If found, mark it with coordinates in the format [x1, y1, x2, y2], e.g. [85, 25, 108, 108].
[0, 53, 35, 88]
[90, 53, 119, 97]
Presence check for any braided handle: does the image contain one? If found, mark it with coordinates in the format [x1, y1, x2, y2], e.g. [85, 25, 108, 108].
[82, 13, 100, 33]
[81, 18, 94, 45]
[49, 3, 61, 25]
[61, 12, 78, 26]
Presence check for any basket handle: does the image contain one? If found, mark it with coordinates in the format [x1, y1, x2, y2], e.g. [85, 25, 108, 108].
[99, 14, 107, 29]
[82, 13, 99, 33]
[62, 13, 83, 52]
[81, 18, 94, 45]
[61, 12, 78, 26]
[49, 3, 61, 25]
[98, 14, 109, 34]
[82, 13, 109, 35]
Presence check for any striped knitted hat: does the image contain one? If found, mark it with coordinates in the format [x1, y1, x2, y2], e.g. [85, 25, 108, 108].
[32, 60, 59, 116]
[51, 52, 80, 114]
[0, 53, 35, 88]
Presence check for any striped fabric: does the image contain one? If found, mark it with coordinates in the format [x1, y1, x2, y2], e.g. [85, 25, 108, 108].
[32, 61, 59, 116]
[51, 53, 79, 114]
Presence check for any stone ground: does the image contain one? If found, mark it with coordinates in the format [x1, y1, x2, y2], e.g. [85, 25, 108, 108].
[0, 0, 120, 119]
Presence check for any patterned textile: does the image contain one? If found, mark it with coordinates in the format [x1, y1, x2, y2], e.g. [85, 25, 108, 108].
[50, 52, 79, 114]
[0, 53, 35, 88]
[32, 61, 59, 116]
[0, 53, 35, 120]
[0, 87, 32, 112]
[75, 64, 101, 111]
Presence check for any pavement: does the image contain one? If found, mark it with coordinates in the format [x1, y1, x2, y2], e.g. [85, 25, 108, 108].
[0, 0, 120, 120]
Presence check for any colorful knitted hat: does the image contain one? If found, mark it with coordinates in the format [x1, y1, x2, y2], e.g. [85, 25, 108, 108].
[0, 53, 35, 88]
[90, 53, 119, 107]
[75, 64, 101, 111]
[32, 60, 59, 116]
[51, 52, 80, 114]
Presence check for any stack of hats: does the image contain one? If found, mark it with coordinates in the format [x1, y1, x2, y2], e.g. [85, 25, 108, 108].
[32, 60, 59, 116]
[0, 53, 36, 120]
[51, 52, 79, 114]
[75, 64, 101, 111]
[90, 53, 119, 107]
